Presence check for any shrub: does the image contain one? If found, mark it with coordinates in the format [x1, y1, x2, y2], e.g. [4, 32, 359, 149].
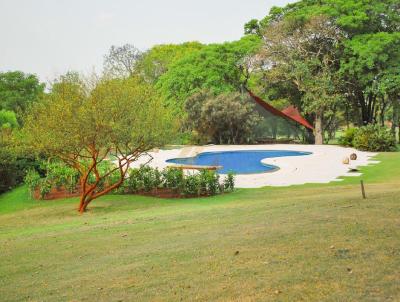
[198, 170, 209, 194]
[124, 166, 233, 197]
[208, 171, 220, 195]
[44, 161, 80, 192]
[224, 172, 235, 192]
[124, 165, 164, 193]
[162, 168, 184, 191]
[338, 128, 357, 147]
[25, 161, 236, 199]
[200, 170, 220, 195]
[38, 178, 52, 199]
[183, 173, 200, 195]
[141, 165, 161, 192]
[24, 169, 42, 197]
[126, 168, 142, 193]
[353, 125, 396, 152]
[185, 91, 261, 144]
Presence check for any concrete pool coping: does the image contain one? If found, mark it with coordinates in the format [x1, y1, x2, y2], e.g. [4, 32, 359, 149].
[130, 145, 378, 188]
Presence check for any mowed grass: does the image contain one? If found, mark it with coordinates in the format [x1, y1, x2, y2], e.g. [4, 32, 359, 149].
[0, 153, 399, 301]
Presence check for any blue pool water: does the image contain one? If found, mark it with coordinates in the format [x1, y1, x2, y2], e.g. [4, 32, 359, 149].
[166, 150, 312, 174]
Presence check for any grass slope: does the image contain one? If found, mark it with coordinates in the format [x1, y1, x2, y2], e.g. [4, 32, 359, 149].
[0, 153, 399, 301]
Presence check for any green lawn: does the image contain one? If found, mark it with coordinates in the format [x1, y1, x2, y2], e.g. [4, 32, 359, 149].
[1, 153, 399, 301]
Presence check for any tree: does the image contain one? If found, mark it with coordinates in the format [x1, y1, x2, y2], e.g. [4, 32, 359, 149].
[260, 15, 344, 144]
[136, 42, 203, 83]
[0, 110, 19, 193]
[249, 0, 400, 128]
[185, 91, 261, 144]
[22, 75, 175, 213]
[0, 110, 18, 129]
[156, 35, 262, 111]
[0, 71, 44, 117]
[103, 44, 142, 78]
[244, 19, 261, 35]
[340, 32, 400, 125]
[0, 72, 42, 192]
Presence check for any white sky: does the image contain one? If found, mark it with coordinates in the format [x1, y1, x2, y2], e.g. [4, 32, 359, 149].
[0, 0, 293, 83]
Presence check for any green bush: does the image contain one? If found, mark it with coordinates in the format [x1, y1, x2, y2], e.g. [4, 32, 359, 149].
[162, 168, 184, 191]
[25, 160, 236, 198]
[24, 169, 42, 197]
[353, 125, 396, 152]
[124, 166, 233, 197]
[224, 171, 235, 192]
[44, 161, 80, 192]
[24, 161, 80, 198]
[183, 173, 200, 195]
[38, 178, 52, 199]
[126, 168, 142, 193]
[199, 170, 220, 195]
[125, 165, 165, 193]
[141, 165, 161, 192]
[338, 128, 357, 147]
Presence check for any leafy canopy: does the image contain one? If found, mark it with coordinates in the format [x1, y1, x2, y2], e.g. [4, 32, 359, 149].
[22, 75, 176, 212]
[185, 91, 261, 144]
[136, 42, 204, 83]
[0, 110, 18, 129]
[0, 71, 44, 115]
[156, 35, 262, 109]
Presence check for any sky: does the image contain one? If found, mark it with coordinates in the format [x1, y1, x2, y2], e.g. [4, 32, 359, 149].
[0, 0, 293, 84]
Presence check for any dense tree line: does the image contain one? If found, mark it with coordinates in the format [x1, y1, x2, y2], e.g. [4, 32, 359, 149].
[101, 0, 398, 146]
[0, 71, 44, 193]
[245, 0, 400, 142]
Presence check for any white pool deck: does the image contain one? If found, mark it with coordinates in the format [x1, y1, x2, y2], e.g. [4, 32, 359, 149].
[131, 145, 378, 188]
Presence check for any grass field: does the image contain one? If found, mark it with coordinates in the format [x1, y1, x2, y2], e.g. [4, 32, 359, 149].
[1, 153, 399, 301]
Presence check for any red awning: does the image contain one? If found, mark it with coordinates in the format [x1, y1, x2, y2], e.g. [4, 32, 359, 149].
[282, 105, 314, 130]
[248, 90, 314, 130]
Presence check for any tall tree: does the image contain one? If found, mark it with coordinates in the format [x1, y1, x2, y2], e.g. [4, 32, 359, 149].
[260, 15, 344, 144]
[22, 75, 175, 213]
[340, 32, 400, 124]
[136, 42, 203, 83]
[103, 44, 142, 78]
[0, 109, 23, 193]
[248, 0, 400, 127]
[156, 35, 262, 110]
[0, 71, 44, 117]
[185, 91, 261, 144]
[0, 110, 18, 129]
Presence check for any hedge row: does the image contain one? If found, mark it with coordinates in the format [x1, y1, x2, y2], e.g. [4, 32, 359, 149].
[25, 162, 235, 199]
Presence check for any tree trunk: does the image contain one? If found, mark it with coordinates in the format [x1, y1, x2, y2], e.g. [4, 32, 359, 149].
[314, 111, 323, 145]
[380, 97, 386, 127]
[391, 96, 399, 134]
[304, 128, 315, 144]
[78, 189, 94, 213]
[393, 97, 400, 143]
[345, 104, 350, 130]
[358, 91, 375, 125]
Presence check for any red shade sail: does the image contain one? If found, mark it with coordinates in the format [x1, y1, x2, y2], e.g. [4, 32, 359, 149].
[248, 90, 314, 130]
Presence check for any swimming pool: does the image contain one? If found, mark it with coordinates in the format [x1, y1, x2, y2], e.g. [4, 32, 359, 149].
[166, 150, 312, 174]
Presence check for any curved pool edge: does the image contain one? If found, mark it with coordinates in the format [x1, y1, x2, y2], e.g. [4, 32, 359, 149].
[127, 144, 378, 188]
[165, 150, 311, 175]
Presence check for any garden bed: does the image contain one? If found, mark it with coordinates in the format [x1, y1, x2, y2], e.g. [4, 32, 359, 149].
[127, 188, 212, 199]
[28, 163, 235, 201]
[33, 186, 81, 200]
[33, 186, 214, 200]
